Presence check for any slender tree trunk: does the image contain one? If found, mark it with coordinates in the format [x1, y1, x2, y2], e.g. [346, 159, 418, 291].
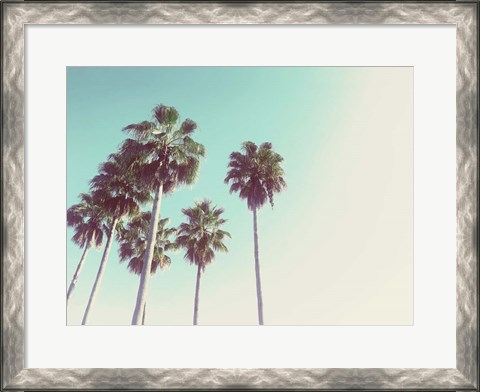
[193, 264, 202, 325]
[81, 217, 119, 325]
[132, 182, 164, 325]
[142, 302, 147, 325]
[253, 207, 264, 325]
[67, 243, 90, 304]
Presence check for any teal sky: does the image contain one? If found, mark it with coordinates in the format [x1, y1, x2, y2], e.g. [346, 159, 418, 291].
[67, 66, 413, 325]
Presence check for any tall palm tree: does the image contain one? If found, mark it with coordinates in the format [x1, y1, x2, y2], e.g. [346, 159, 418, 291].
[66, 192, 105, 304]
[120, 104, 205, 325]
[224, 141, 286, 325]
[117, 213, 177, 325]
[81, 153, 151, 325]
[176, 200, 230, 325]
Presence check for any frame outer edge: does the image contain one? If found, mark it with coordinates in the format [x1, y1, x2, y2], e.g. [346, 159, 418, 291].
[456, 2, 479, 389]
[2, 367, 477, 390]
[2, 2, 25, 389]
[1, 1, 478, 390]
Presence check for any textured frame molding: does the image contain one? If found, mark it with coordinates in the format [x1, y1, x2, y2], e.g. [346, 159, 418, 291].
[1, 1, 478, 390]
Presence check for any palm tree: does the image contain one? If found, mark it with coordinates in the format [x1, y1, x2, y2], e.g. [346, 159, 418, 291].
[81, 153, 151, 325]
[120, 104, 205, 325]
[66, 192, 105, 304]
[117, 213, 177, 325]
[176, 200, 230, 325]
[224, 141, 286, 325]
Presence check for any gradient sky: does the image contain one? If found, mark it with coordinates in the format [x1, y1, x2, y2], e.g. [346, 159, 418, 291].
[67, 67, 413, 326]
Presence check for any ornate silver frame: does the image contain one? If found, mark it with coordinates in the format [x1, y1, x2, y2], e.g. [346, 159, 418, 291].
[2, 1, 478, 390]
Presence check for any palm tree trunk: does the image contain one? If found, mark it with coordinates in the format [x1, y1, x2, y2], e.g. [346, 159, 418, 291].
[193, 264, 202, 325]
[142, 302, 147, 325]
[132, 182, 164, 325]
[253, 207, 264, 325]
[81, 217, 119, 325]
[67, 243, 90, 304]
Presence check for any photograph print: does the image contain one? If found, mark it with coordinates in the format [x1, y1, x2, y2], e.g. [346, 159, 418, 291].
[67, 66, 413, 326]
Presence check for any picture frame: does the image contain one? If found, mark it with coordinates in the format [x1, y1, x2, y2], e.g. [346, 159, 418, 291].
[2, 1, 478, 390]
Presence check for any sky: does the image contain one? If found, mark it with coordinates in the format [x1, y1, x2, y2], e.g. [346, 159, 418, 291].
[67, 66, 413, 326]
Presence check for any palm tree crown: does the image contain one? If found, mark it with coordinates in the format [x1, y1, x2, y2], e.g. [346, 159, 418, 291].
[120, 104, 205, 194]
[90, 152, 151, 220]
[118, 212, 177, 275]
[67, 192, 105, 249]
[224, 141, 286, 210]
[176, 199, 230, 271]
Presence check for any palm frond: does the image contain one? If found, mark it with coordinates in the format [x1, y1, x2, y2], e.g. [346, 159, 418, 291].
[180, 119, 197, 135]
[153, 104, 179, 126]
[122, 121, 156, 139]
